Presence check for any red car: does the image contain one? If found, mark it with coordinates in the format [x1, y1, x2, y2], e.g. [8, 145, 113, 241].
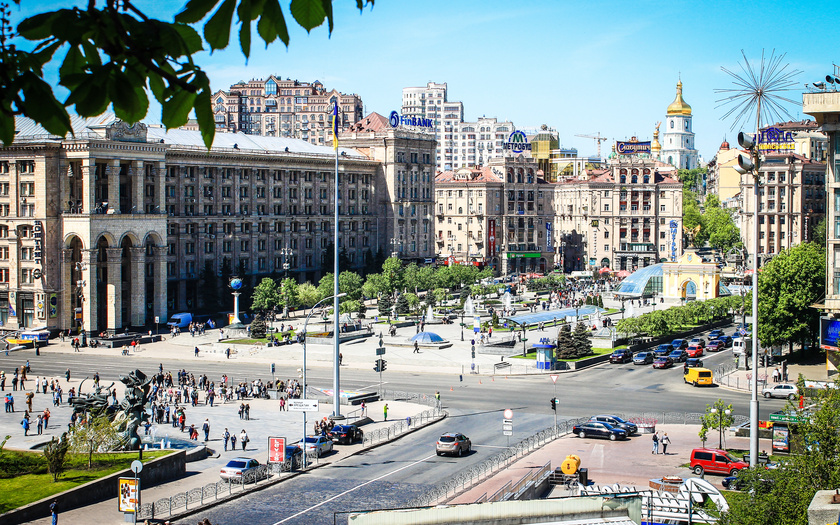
[686, 345, 704, 358]
[706, 340, 722, 352]
[653, 356, 674, 369]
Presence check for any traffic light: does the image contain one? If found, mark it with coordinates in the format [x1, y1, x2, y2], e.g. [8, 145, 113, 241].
[380, 359, 387, 371]
[373, 360, 381, 372]
[734, 132, 756, 174]
[471, 343, 476, 359]
[550, 398, 556, 411]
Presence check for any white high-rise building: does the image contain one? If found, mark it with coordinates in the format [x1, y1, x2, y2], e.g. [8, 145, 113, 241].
[659, 80, 699, 170]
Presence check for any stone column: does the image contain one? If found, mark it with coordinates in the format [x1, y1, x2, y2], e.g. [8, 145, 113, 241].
[106, 160, 120, 213]
[105, 247, 122, 332]
[81, 160, 96, 214]
[60, 249, 74, 331]
[132, 161, 144, 214]
[130, 247, 146, 326]
[153, 246, 167, 325]
[81, 249, 98, 335]
[156, 161, 166, 213]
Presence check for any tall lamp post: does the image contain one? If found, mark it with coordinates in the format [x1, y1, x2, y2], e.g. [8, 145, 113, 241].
[710, 406, 731, 449]
[301, 292, 346, 469]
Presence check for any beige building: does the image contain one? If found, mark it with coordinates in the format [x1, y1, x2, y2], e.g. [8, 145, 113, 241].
[212, 76, 364, 146]
[1, 114, 434, 334]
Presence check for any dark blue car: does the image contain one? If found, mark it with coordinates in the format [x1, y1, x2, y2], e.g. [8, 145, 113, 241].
[671, 339, 688, 350]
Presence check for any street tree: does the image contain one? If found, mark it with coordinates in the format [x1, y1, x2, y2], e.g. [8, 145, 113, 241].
[757, 242, 825, 351]
[277, 278, 298, 312]
[572, 321, 593, 358]
[698, 399, 734, 449]
[295, 283, 320, 314]
[381, 257, 403, 296]
[555, 324, 575, 359]
[2, 0, 374, 148]
[43, 433, 70, 482]
[361, 272, 388, 299]
[250, 277, 279, 313]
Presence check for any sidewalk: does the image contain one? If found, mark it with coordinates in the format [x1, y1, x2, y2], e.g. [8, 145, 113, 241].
[717, 360, 828, 393]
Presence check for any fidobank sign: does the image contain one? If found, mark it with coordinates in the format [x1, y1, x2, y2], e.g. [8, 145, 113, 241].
[389, 111, 434, 129]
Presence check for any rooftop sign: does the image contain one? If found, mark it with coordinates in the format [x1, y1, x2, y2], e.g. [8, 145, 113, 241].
[616, 141, 651, 155]
[503, 131, 531, 153]
[389, 111, 434, 129]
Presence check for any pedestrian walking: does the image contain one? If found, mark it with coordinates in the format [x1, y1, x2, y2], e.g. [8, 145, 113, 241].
[43, 408, 50, 428]
[652, 431, 660, 454]
[65, 369, 70, 382]
[230, 433, 237, 450]
[360, 400, 366, 417]
[413, 341, 420, 354]
[225, 347, 231, 359]
[202, 419, 210, 441]
[279, 397, 285, 411]
[50, 500, 58, 525]
[661, 433, 671, 455]
[240, 430, 248, 451]
[383, 403, 389, 422]
[194, 347, 199, 357]
[222, 428, 230, 451]
[244, 403, 250, 420]
[435, 391, 441, 410]
[21, 416, 30, 436]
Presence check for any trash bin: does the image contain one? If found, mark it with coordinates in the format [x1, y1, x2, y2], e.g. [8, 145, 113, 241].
[578, 467, 589, 486]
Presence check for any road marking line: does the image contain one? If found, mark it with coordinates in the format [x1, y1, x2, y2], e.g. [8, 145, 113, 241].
[356, 382, 388, 390]
[272, 453, 436, 524]
[472, 445, 508, 449]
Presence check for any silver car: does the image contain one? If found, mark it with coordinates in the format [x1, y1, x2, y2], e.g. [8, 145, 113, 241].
[219, 457, 266, 482]
[436, 432, 471, 456]
[297, 435, 334, 457]
[762, 383, 798, 400]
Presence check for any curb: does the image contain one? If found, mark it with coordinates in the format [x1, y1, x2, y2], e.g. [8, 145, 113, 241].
[151, 410, 447, 524]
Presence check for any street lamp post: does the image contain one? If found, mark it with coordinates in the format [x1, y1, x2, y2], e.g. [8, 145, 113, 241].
[710, 406, 731, 449]
[301, 292, 346, 469]
[460, 310, 465, 341]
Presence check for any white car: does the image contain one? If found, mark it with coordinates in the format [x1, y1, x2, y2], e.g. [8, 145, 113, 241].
[297, 435, 334, 457]
[762, 383, 798, 400]
[219, 457, 266, 482]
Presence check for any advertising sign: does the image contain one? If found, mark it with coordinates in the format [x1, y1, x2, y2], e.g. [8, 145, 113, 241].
[669, 220, 678, 262]
[755, 127, 795, 153]
[488, 220, 496, 256]
[288, 399, 319, 412]
[503, 131, 532, 153]
[118, 477, 139, 513]
[616, 141, 651, 155]
[772, 424, 790, 453]
[820, 317, 840, 351]
[389, 111, 434, 129]
[546, 222, 553, 252]
[268, 436, 286, 463]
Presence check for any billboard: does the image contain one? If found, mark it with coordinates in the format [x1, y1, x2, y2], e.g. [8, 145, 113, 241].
[118, 477, 139, 513]
[616, 141, 651, 155]
[820, 317, 840, 351]
[488, 220, 496, 256]
[268, 436, 286, 463]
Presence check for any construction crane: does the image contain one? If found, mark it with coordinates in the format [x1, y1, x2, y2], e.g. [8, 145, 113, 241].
[575, 132, 609, 158]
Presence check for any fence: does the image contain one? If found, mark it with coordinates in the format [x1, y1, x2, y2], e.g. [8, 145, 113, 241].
[408, 410, 750, 508]
[137, 390, 446, 521]
[715, 360, 771, 391]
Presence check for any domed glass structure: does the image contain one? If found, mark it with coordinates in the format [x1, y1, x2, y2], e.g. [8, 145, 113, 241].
[614, 263, 732, 298]
[409, 332, 446, 344]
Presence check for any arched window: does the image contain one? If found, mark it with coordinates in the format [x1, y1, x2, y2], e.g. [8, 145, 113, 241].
[670, 120, 674, 129]
[458, 207, 463, 214]
[619, 169, 626, 184]
[527, 169, 534, 183]
[668, 156, 673, 165]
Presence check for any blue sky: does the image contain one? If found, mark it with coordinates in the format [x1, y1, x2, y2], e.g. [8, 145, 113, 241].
[14, 0, 838, 160]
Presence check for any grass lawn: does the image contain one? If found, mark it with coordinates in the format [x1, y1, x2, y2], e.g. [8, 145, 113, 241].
[0, 450, 170, 513]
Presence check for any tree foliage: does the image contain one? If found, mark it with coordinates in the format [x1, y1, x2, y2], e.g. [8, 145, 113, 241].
[69, 414, 119, 468]
[2, 0, 373, 148]
[249, 313, 267, 338]
[555, 324, 575, 359]
[295, 282, 320, 310]
[757, 242, 825, 348]
[698, 399, 734, 449]
[572, 321, 592, 358]
[250, 277, 279, 312]
[43, 433, 70, 482]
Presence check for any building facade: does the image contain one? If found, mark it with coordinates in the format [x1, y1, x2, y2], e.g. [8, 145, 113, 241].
[212, 76, 364, 146]
[1, 114, 434, 334]
[658, 80, 699, 170]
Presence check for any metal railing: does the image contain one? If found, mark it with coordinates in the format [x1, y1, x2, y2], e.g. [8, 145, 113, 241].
[362, 408, 442, 447]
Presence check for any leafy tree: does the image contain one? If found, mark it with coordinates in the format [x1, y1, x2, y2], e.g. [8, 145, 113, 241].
[757, 242, 825, 351]
[339, 299, 359, 315]
[381, 257, 403, 296]
[3, 0, 374, 148]
[295, 283, 320, 312]
[43, 433, 70, 482]
[338, 271, 364, 302]
[404, 292, 420, 314]
[362, 273, 388, 299]
[572, 321, 592, 358]
[812, 217, 826, 248]
[356, 299, 367, 319]
[69, 413, 119, 467]
[677, 167, 706, 193]
[250, 277, 279, 313]
[249, 313, 268, 338]
[278, 278, 298, 311]
[698, 399, 734, 449]
[704, 207, 741, 253]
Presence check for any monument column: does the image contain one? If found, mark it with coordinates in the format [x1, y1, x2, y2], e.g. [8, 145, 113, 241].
[130, 247, 146, 326]
[81, 248, 98, 336]
[153, 246, 167, 326]
[105, 247, 122, 332]
[60, 249, 74, 332]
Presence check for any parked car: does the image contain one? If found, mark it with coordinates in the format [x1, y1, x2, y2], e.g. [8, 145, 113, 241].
[706, 340, 723, 352]
[609, 349, 633, 364]
[220, 457, 267, 482]
[718, 335, 734, 348]
[684, 357, 704, 370]
[283, 446, 304, 471]
[327, 424, 364, 445]
[686, 345, 704, 358]
[653, 356, 674, 369]
[589, 414, 638, 435]
[684, 367, 714, 386]
[690, 337, 706, 349]
[654, 344, 673, 357]
[634, 351, 654, 365]
[572, 421, 627, 441]
[436, 432, 471, 456]
[690, 448, 749, 476]
[669, 349, 689, 363]
[762, 383, 799, 400]
[671, 339, 688, 350]
[297, 435, 334, 457]
[708, 330, 724, 341]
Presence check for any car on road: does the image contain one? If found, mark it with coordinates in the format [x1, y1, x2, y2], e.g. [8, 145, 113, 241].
[297, 435, 334, 457]
[588, 414, 638, 435]
[634, 351, 654, 365]
[671, 339, 688, 350]
[684, 367, 714, 387]
[706, 340, 722, 352]
[690, 337, 706, 349]
[436, 432, 471, 456]
[708, 330, 723, 341]
[327, 424, 364, 445]
[762, 383, 799, 400]
[653, 356, 675, 369]
[690, 448, 749, 476]
[718, 335, 733, 348]
[684, 357, 704, 370]
[220, 457, 267, 482]
[669, 349, 689, 363]
[572, 421, 627, 441]
[654, 344, 673, 357]
[686, 345, 704, 358]
[609, 348, 633, 364]
[283, 446, 304, 471]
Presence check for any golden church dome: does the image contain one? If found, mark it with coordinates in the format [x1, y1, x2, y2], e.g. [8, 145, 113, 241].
[666, 80, 692, 116]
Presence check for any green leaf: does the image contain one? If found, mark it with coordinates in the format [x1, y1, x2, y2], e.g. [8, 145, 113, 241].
[65, 72, 109, 117]
[147, 73, 166, 103]
[162, 89, 197, 129]
[320, 0, 333, 34]
[17, 11, 63, 40]
[257, 0, 289, 46]
[171, 24, 205, 55]
[204, 0, 236, 51]
[20, 73, 72, 137]
[108, 70, 148, 123]
[194, 90, 215, 149]
[59, 47, 87, 89]
[0, 114, 16, 146]
[290, 0, 326, 32]
[237, 0, 254, 58]
[175, 0, 221, 24]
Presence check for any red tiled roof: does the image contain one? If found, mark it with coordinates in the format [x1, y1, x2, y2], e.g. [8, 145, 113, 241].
[435, 167, 504, 184]
[348, 112, 390, 132]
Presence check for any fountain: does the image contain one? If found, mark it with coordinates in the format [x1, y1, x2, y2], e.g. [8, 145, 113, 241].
[503, 291, 513, 311]
[627, 302, 635, 318]
[464, 296, 475, 316]
[425, 304, 435, 323]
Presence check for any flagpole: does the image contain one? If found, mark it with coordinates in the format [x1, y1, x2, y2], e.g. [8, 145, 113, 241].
[333, 103, 342, 419]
